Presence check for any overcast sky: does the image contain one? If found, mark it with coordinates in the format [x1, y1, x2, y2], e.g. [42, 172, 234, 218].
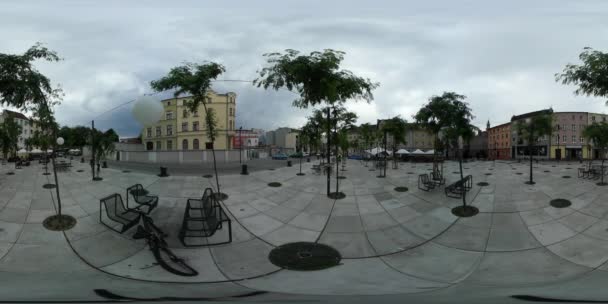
[2, 0, 608, 136]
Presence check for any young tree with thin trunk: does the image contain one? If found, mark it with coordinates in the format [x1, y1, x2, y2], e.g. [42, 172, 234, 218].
[583, 122, 608, 186]
[0, 43, 72, 230]
[254, 49, 378, 198]
[515, 111, 553, 185]
[381, 116, 408, 170]
[360, 123, 374, 167]
[415, 92, 466, 175]
[151, 62, 226, 199]
[0, 117, 21, 161]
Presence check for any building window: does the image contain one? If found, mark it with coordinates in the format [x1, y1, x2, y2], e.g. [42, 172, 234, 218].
[182, 122, 188, 132]
[592, 116, 596, 121]
[147, 128, 152, 137]
[580, 137, 584, 143]
[183, 110, 188, 118]
[193, 139, 199, 150]
[156, 141, 161, 150]
[167, 140, 173, 150]
[193, 109, 198, 117]
[206, 97, 211, 103]
[166, 111, 173, 120]
[604, 117, 607, 122]
[205, 142, 213, 149]
[556, 135, 560, 143]
[167, 125, 173, 135]
[229, 120, 232, 130]
[156, 126, 161, 137]
[580, 115, 583, 120]
[182, 139, 188, 150]
[193, 121, 199, 131]
[572, 124, 576, 131]
[167, 101, 171, 106]
[572, 136, 576, 143]
[563, 135, 567, 142]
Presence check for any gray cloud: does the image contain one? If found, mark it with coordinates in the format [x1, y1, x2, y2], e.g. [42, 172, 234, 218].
[1, 0, 608, 137]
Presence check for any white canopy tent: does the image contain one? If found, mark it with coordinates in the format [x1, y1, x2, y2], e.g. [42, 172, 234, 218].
[31, 148, 43, 154]
[396, 149, 410, 155]
[17, 149, 27, 155]
[425, 149, 435, 155]
[367, 147, 392, 156]
[412, 149, 425, 155]
[46, 149, 53, 153]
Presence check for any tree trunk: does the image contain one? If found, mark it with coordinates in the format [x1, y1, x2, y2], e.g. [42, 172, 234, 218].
[51, 136, 62, 217]
[383, 131, 387, 177]
[334, 108, 339, 194]
[459, 146, 466, 208]
[326, 107, 331, 196]
[201, 102, 221, 197]
[529, 143, 534, 184]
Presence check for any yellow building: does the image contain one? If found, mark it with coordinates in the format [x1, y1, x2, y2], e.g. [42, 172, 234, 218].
[142, 90, 237, 150]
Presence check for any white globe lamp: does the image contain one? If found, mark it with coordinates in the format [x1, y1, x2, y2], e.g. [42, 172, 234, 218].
[56, 137, 64, 146]
[132, 95, 163, 126]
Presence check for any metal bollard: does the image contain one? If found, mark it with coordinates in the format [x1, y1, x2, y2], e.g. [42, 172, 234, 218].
[241, 164, 249, 175]
[159, 167, 169, 177]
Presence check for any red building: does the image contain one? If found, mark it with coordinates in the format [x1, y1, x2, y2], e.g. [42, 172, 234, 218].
[487, 122, 511, 160]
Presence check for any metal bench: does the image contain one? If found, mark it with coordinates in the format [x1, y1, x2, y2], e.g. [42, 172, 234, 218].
[445, 175, 473, 198]
[179, 188, 232, 247]
[418, 174, 435, 191]
[578, 167, 590, 178]
[100, 193, 141, 233]
[126, 184, 158, 214]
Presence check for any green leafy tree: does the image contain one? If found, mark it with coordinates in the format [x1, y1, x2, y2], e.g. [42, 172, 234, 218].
[254, 49, 378, 197]
[583, 122, 608, 185]
[151, 62, 226, 198]
[415, 92, 467, 173]
[0, 116, 22, 160]
[515, 111, 554, 185]
[556, 47, 608, 105]
[381, 116, 408, 170]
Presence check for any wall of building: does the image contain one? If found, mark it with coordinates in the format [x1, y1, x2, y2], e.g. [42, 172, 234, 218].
[117, 149, 247, 164]
[487, 123, 511, 159]
[141, 91, 236, 151]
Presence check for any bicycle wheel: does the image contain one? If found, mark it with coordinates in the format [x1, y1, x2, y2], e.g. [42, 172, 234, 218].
[151, 243, 199, 277]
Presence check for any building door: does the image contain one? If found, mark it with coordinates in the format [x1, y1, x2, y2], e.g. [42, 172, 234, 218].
[556, 149, 561, 160]
[146, 142, 153, 151]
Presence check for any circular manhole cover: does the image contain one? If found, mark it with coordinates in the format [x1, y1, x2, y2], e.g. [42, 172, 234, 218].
[550, 199, 571, 208]
[6, 172, 14, 175]
[338, 176, 346, 179]
[42, 184, 56, 189]
[268, 182, 282, 187]
[122, 170, 131, 173]
[394, 186, 409, 192]
[485, 173, 492, 176]
[544, 170, 550, 173]
[407, 172, 414, 174]
[268, 242, 341, 271]
[451, 206, 479, 217]
[268, 168, 275, 171]
[562, 176, 571, 179]
[477, 182, 489, 186]
[516, 172, 523, 175]
[43, 214, 76, 231]
[203, 174, 213, 178]
[77, 169, 84, 172]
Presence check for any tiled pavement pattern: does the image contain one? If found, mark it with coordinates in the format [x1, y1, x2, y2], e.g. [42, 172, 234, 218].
[1, 159, 608, 297]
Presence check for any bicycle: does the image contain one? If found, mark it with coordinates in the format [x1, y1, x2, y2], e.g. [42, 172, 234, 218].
[132, 212, 198, 277]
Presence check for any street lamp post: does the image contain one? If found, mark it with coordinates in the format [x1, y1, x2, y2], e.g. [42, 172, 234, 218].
[239, 126, 242, 164]
[42, 136, 76, 231]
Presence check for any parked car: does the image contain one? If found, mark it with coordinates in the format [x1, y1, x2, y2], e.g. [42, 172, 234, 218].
[272, 153, 288, 160]
[289, 152, 303, 158]
[348, 154, 363, 160]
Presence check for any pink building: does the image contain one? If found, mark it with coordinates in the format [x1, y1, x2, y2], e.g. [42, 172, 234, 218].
[551, 112, 588, 160]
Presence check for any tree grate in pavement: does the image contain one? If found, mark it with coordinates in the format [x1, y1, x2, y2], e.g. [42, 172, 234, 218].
[550, 199, 571, 208]
[268, 242, 341, 271]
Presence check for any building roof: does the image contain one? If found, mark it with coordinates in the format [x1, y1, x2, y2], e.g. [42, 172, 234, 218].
[511, 109, 553, 122]
[2, 110, 29, 121]
[488, 122, 511, 130]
